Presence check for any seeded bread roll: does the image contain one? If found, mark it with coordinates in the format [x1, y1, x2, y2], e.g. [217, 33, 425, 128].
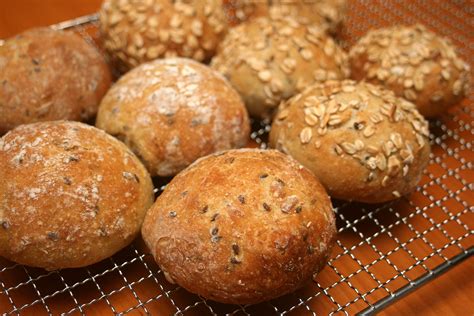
[224, 0, 347, 34]
[0, 121, 154, 270]
[270, 80, 431, 203]
[349, 24, 470, 118]
[100, 0, 228, 72]
[0, 27, 112, 135]
[142, 149, 336, 304]
[211, 15, 350, 119]
[96, 58, 250, 177]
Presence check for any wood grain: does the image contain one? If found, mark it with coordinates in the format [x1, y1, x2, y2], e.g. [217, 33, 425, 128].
[380, 259, 474, 316]
[0, 0, 100, 39]
[0, 1, 472, 315]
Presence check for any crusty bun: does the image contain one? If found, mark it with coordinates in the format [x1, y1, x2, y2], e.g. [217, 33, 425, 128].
[100, 0, 228, 72]
[0, 27, 112, 135]
[142, 149, 336, 304]
[96, 58, 250, 177]
[224, 0, 347, 34]
[211, 15, 349, 119]
[349, 24, 470, 118]
[270, 80, 431, 203]
[0, 121, 154, 270]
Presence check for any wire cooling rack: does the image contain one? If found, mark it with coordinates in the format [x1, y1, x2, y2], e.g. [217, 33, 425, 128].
[0, 1, 473, 315]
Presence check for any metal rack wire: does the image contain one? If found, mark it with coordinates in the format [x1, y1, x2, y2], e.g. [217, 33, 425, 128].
[0, 1, 473, 315]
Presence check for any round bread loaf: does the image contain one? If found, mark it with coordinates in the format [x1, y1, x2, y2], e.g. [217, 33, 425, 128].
[142, 149, 336, 304]
[211, 15, 350, 119]
[349, 24, 470, 118]
[96, 58, 250, 177]
[270, 80, 431, 203]
[0, 121, 154, 270]
[0, 27, 112, 135]
[100, 0, 228, 72]
[224, 0, 347, 34]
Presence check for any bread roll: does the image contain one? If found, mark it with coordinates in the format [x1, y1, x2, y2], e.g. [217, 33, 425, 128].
[224, 0, 347, 34]
[270, 80, 431, 203]
[142, 149, 336, 304]
[0, 27, 112, 135]
[0, 121, 154, 270]
[349, 24, 470, 118]
[211, 15, 350, 119]
[96, 58, 250, 177]
[100, 0, 228, 72]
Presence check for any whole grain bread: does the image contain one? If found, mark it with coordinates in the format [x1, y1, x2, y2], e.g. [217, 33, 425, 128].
[96, 58, 250, 177]
[142, 149, 336, 304]
[270, 80, 431, 203]
[0, 27, 112, 135]
[0, 121, 154, 270]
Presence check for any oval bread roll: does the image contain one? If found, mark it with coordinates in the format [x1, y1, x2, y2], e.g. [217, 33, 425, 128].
[349, 24, 470, 118]
[142, 149, 336, 304]
[0, 121, 154, 270]
[0, 27, 112, 135]
[211, 15, 349, 119]
[100, 0, 228, 72]
[270, 80, 431, 203]
[96, 58, 250, 177]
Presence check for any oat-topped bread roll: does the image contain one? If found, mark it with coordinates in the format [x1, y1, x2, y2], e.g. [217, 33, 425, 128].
[349, 24, 470, 118]
[0, 27, 112, 135]
[142, 149, 336, 304]
[0, 121, 154, 270]
[100, 0, 228, 72]
[270, 80, 431, 203]
[211, 15, 350, 119]
[96, 58, 250, 177]
[224, 0, 347, 34]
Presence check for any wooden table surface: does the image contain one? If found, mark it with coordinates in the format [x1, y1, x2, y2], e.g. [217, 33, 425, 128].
[0, 1, 472, 316]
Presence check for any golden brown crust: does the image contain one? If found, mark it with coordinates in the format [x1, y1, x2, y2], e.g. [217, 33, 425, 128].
[96, 58, 250, 177]
[0, 27, 112, 135]
[100, 0, 228, 72]
[0, 121, 154, 270]
[349, 24, 470, 118]
[141, 149, 336, 304]
[269, 80, 431, 203]
[224, 0, 347, 34]
[211, 15, 350, 119]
